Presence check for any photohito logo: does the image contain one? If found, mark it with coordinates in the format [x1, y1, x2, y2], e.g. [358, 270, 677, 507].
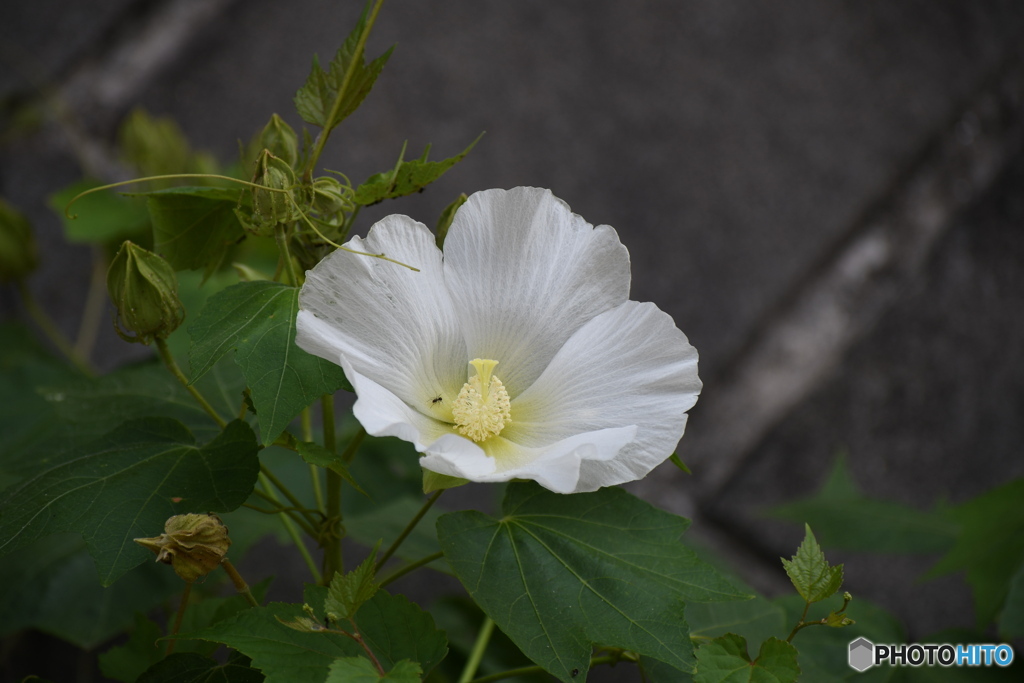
[848, 637, 1015, 671]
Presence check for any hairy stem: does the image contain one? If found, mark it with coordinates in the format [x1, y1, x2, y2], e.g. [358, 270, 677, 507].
[155, 337, 226, 428]
[260, 465, 321, 530]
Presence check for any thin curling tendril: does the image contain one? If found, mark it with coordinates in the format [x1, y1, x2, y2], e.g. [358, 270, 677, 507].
[64, 173, 420, 272]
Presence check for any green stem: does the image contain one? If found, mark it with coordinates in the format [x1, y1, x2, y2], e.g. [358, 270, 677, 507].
[302, 408, 326, 514]
[468, 655, 630, 683]
[378, 551, 444, 588]
[304, 0, 388, 175]
[340, 425, 366, 464]
[166, 582, 192, 655]
[155, 337, 226, 428]
[375, 490, 443, 571]
[16, 280, 94, 375]
[786, 600, 812, 643]
[322, 394, 343, 582]
[259, 473, 323, 584]
[221, 559, 260, 607]
[459, 616, 494, 683]
[275, 223, 301, 286]
[73, 247, 107, 362]
[338, 204, 361, 243]
[260, 465, 320, 529]
[247, 491, 319, 538]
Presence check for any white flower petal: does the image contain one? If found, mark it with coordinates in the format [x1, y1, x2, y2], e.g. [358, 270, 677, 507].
[506, 300, 701, 492]
[419, 425, 636, 494]
[297, 215, 468, 412]
[346, 363, 453, 448]
[443, 187, 631, 396]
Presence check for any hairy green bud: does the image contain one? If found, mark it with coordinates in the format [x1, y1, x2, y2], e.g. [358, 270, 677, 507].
[135, 513, 231, 583]
[106, 241, 184, 344]
[245, 150, 299, 236]
[258, 114, 299, 168]
[0, 199, 38, 282]
[310, 176, 351, 216]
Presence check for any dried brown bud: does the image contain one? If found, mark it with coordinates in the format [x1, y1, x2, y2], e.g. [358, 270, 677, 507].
[134, 513, 231, 583]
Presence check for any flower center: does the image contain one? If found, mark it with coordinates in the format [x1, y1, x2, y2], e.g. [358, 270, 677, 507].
[452, 358, 512, 442]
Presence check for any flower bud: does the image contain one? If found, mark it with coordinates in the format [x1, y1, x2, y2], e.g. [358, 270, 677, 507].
[258, 114, 299, 168]
[135, 513, 231, 583]
[246, 150, 299, 236]
[107, 241, 184, 344]
[310, 176, 351, 217]
[0, 199, 38, 282]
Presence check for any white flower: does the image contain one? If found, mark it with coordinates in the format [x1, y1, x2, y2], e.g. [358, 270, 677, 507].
[296, 187, 701, 493]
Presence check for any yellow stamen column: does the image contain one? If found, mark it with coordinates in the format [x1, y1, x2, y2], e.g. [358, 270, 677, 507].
[452, 359, 512, 442]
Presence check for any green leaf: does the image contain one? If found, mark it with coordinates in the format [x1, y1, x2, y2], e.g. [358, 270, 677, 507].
[325, 543, 380, 622]
[998, 560, 1024, 639]
[183, 588, 446, 682]
[49, 179, 150, 244]
[687, 596, 787, 649]
[436, 482, 749, 682]
[434, 193, 467, 249]
[137, 652, 264, 683]
[145, 186, 246, 276]
[781, 524, 843, 604]
[669, 452, 692, 475]
[353, 134, 482, 206]
[189, 281, 351, 444]
[694, 635, 799, 683]
[0, 533, 180, 649]
[98, 613, 164, 682]
[326, 657, 421, 683]
[297, 440, 366, 496]
[767, 456, 955, 554]
[0, 418, 259, 585]
[422, 468, 467, 494]
[925, 478, 1024, 627]
[293, 5, 393, 130]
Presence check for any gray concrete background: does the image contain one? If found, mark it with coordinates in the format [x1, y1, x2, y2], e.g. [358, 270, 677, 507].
[3, 0, 1024, 679]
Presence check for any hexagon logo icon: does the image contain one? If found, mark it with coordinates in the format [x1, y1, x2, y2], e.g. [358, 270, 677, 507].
[849, 637, 874, 672]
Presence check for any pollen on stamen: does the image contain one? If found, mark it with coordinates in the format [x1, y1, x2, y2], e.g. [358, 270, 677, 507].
[452, 358, 511, 442]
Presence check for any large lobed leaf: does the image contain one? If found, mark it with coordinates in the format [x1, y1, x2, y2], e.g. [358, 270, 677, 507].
[436, 482, 749, 682]
[767, 456, 956, 554]
[694, 634, 799, 683]
[183, 587, 446, 683]
[925, 478, 1024, 627]
[293, 5, 393, 131]
[189, 281, 351, 445]
[0, 417, 259, 585]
